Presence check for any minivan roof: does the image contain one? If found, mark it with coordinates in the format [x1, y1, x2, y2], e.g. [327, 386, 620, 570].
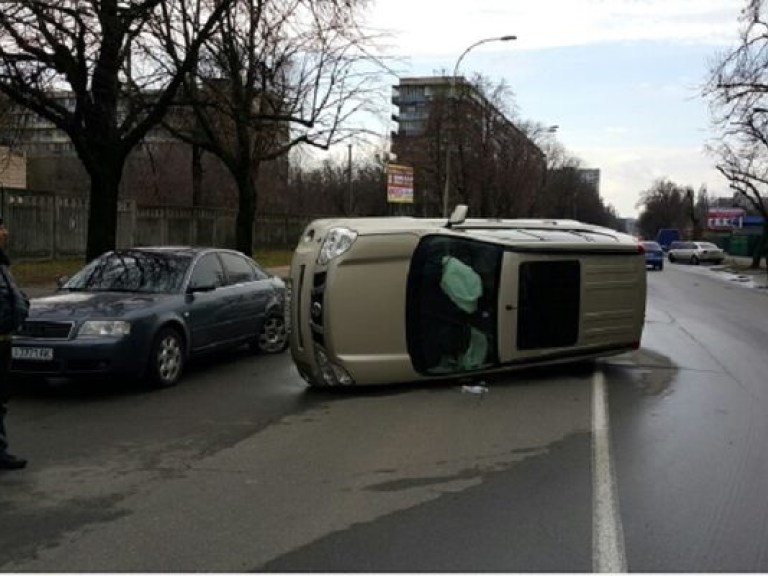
[304, 216, 639, 250]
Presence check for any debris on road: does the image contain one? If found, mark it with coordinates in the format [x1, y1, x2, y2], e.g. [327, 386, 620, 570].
[461, 383, 489, 396]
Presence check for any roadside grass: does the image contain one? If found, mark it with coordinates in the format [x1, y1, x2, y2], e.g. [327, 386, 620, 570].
[13, 246, 295, 287]
[253, 246, 294, 268]
[13, 258, 85, 287]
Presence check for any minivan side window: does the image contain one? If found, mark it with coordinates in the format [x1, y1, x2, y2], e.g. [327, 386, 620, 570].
[517, 261, 580, 350]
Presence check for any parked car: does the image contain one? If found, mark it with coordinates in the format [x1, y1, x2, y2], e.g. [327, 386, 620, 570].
[667, 241, 725, 265]
[289, 206, 647, 388]
[11, 247, 289, 387]
[642, 241, 664, 270]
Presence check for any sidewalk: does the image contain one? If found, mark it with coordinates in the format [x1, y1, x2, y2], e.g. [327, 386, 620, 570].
[725, 256, 765, 270]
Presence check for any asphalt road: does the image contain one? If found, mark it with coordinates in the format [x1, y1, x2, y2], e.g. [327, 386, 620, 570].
[1, 262, 767, 572]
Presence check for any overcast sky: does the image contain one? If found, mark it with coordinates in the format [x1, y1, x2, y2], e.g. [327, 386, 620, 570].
[364, 0, 744, 218]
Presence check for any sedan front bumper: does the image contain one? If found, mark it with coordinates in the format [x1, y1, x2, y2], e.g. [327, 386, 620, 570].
[10, 336, 147, 378]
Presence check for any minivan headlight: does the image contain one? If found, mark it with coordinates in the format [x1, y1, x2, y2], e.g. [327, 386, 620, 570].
[315, 348, 354, 386]
[317, 227, 357, 265]
[77, 320, 131, 338]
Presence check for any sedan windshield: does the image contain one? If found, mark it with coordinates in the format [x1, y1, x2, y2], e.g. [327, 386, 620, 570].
[63, 251, 193, 294]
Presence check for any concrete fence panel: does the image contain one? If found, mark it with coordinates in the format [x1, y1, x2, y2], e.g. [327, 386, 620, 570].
[1, 189, 319, 260]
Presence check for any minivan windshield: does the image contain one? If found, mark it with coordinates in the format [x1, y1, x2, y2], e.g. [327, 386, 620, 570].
[407, 235, 501, 375]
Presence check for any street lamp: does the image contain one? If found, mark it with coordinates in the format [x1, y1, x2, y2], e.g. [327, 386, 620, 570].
[442, 35, 517, 217]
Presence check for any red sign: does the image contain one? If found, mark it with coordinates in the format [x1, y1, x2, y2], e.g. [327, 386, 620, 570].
[707, 208, 744, 230]
[386, 164, 414, 204]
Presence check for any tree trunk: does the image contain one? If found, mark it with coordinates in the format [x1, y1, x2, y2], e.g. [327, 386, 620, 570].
[192, 145, 203, 207]
[234, 170, 257, 254]
[85, 158, 124, 262]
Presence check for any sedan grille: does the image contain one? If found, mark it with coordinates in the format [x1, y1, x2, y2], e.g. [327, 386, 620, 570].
[17, 321, 75, 340]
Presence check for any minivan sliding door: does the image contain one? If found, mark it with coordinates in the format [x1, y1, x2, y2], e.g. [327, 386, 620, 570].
[498, 254, 581, 362]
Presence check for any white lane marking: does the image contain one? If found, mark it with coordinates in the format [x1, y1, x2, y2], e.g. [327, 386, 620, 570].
[592, 369, 627, 573]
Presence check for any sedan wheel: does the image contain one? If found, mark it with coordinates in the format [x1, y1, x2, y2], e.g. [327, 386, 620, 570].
[149, 327, 185, 387]
[257, 314, 289, 354]
[691, 255, 700, 265]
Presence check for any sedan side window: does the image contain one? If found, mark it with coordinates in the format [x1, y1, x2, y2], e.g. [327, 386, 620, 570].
[188, 254, 226, 291]
[221, 253, 256, 285]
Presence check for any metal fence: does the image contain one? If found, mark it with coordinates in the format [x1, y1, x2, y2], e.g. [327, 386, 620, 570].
[0, 188, 314, 260]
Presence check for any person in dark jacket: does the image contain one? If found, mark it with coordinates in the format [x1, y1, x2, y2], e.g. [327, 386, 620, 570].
[0, 214, 29, 470]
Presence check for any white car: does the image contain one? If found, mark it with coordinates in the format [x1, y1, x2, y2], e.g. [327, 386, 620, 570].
[667, 241, 725, 265]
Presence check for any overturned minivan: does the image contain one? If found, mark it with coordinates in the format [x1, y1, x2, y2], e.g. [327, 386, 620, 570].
[289, 206, 646, 388]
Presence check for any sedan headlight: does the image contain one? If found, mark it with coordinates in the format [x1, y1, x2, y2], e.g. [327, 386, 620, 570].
[317, 227, 358, 265]
[77, 320, 132, 338]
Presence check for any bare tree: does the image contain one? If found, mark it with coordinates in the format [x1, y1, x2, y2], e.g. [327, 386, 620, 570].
[704, 0, 768, 268]
[159, 0, 387, 253]
[635, 178, 690, 240]
[0, 0, 232, 260]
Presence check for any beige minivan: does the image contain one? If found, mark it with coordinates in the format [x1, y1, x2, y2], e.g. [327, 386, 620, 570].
[289, 206, 647, 387]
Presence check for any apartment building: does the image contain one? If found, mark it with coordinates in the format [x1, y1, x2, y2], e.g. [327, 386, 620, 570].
[0, 146, 25, 189]
[391, 76, 546, 217]
[0, 90, 288, 211]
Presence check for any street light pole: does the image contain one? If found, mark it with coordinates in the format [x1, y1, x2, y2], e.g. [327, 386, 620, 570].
[442, 35, 517, 218]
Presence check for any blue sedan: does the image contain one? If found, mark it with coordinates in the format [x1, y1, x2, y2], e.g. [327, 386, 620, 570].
[11, 247, 288, 387]
[642, 241, 664, 271]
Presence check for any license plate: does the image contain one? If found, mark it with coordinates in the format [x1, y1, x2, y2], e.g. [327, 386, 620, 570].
[12, 347, 54, 362]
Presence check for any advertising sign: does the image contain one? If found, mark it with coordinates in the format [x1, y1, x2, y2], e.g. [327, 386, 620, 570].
[386, 164, 414, 204]
[707, 208, 744, 230]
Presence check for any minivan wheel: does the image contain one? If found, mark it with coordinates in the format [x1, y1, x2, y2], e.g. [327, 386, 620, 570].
[256, 314, 289, 354]
[148, 327, 185, 387]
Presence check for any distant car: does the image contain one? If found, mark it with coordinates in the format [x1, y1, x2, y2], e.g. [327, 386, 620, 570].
[667, 241, 725, 265]
[11, 247, 288, 387]
[655, 228, 680, 251]
[289, 206, 647, 388]
[642, 241, 664, 270]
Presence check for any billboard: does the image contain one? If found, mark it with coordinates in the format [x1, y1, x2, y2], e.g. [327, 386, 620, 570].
[386, 164, 414, 204]
[707, 208, 744, 231]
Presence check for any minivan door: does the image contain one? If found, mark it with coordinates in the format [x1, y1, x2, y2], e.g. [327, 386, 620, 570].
[498, 252, 581, 363]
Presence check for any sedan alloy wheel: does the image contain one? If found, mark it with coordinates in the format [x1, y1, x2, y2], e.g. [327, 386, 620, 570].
[149, 327, 185, 387]
[257, 315, 289, 354]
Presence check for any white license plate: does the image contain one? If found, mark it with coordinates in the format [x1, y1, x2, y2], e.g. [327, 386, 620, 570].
[12, 347, 54, 362]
